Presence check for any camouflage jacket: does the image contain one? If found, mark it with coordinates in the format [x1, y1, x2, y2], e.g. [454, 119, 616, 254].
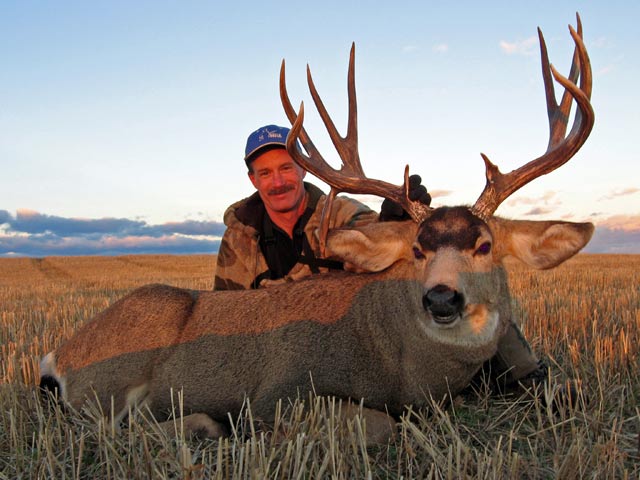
[213, 182, 378, 290]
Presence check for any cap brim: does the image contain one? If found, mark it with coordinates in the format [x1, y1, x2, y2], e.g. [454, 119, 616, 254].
[244, 142, 287, 162]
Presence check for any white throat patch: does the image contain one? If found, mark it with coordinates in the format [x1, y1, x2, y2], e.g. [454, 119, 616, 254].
[417, 307, 500, 348]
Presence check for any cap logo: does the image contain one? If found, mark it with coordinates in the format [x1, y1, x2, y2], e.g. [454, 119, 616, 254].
[262, 128, 284, 140]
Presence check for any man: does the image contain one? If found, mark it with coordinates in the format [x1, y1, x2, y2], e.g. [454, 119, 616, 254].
[214, 124, 547, 390]
[214, 124, 427, 290]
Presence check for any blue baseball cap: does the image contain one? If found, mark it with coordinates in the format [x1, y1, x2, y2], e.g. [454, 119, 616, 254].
[244, 124, 290, 164]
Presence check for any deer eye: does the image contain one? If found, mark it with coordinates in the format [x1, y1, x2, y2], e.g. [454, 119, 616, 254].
[475, 242, 492, 256]
[413, 246, 425, 260]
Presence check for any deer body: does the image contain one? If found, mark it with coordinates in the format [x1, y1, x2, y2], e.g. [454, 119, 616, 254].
[41, 209, 592, 439]
[41, 239, 509, 426]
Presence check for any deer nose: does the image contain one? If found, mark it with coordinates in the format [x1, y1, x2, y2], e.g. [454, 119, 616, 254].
[422, 284, 464, 323]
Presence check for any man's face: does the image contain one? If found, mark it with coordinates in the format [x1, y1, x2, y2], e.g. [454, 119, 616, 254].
[248, 148, 307, 214]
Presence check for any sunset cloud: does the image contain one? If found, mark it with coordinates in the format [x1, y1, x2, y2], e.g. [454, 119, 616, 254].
[585, 231, 640, 254]
[598, 187, 639, 201]
[583, 214, 640, 254]
[0, 233, 221, 257]
[523, 207, 555, 216]
[507, 191, 560, 206]
[429, 189, 453, 199]
[1, 209, 638, 257]
[594, 214, 640, 231]
[3, 209, 226, 238]
[353, 189, 453, 210]
[12, 209, 148, 236]
[506, 191, 563, 217]
[499, 36, 538, 56]
[0, 210, 224, 257]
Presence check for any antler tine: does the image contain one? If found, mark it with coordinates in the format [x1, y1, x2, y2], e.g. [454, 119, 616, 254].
[306, 43, 364, 177]
[472, 14, 594, 221]
[280, 59, 324, 167]
[279, 45, 373, 184]
[286, 101, 341, 254]
[541, 13, 583, 150]
[279, 46, 432, 253]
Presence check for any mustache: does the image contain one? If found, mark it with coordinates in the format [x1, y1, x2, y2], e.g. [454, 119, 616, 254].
[268, 185, 295, 196]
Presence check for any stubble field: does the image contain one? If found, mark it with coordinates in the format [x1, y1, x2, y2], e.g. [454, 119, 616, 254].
[0, 254, 638, 478]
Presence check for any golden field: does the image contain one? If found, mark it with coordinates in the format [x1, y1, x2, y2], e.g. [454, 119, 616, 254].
[0, 254, 638, 478]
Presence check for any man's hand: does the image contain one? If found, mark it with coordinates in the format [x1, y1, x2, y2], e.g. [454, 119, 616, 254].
[379, 174, 431, 221]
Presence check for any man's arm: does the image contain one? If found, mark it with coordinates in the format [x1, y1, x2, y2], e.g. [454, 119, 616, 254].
[379, 174, 431, 221]
[213, 231, 257, 290]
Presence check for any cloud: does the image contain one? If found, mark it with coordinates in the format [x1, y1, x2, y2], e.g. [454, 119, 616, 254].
[597, 65, 614, 76]
[402, 45, 418, 53]
[499, 36, 538, 56]
[0, 210, 225, 257]
[590, 36, 609, 49]
[506, 191, 562, 216]
[2, 209, 638, 257]
[12, 209, 148, 236]
[582, 214, 640, 254]
[348, 195, 383, 207]
[0, 233, 221, 257]
[0, 210, 11, 225]
[154, 220, 227, 236]
[4, 209, 226, 238]
[585, 229, 640, 254]
[352, 189, 452, 211]
[432, 44, 448, 54]
[507, 191, 560, 207]
[430, 189, 452, 199]
[598, 187, 639, 201]
[594, 214, 640, 231]
[523, 207, 555, 216]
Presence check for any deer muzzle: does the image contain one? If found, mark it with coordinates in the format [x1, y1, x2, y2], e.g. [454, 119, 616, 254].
[422, 284, 465, 324]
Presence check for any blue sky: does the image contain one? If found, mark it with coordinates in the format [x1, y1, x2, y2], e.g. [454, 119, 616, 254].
[1, 1, 639, 256]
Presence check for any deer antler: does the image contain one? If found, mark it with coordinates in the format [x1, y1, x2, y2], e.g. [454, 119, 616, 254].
[280, 43, 432, 254]
[471, 13, 594, 221]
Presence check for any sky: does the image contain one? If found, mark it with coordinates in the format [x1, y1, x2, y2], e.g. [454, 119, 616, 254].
[1, 1, 639, 257]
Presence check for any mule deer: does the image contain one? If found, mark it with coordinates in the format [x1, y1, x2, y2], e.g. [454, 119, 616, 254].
[40, 15, 594, 443]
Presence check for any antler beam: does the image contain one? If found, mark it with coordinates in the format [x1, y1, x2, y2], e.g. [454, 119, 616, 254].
[471, 13, 595, 221]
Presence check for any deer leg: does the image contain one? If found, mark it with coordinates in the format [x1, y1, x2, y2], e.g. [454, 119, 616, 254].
[156, 413, 229, 440]
[493, 321, 540, 387]
[339, 401, 397, 444]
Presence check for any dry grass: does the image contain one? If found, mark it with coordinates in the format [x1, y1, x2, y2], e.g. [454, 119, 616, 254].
[0, 253, 638, 478]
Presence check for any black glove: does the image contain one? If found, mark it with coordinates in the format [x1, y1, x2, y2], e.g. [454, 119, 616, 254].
[379, 174, 431, 221]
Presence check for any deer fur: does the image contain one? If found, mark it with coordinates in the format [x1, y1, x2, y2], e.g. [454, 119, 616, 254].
[39, 207, 593, 443]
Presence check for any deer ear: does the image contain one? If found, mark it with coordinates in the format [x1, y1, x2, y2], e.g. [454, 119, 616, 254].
[490, 218, 594, 270]
[325, 221, 417, 272]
